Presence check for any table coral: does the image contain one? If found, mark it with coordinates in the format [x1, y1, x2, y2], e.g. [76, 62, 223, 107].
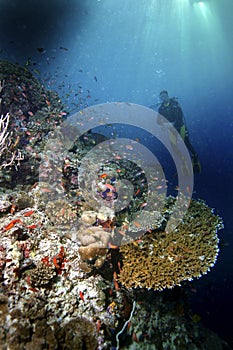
[118, 200, 223, 290]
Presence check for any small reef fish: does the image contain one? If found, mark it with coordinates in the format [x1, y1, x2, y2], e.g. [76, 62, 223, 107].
[132, 332, 139, 342]
[79, 291, 85, 301]
[99, 173, 108, 179]
[40, 188, 52, 193]
[37, 47, 46, 54]
[23, 210, 34, 217]
[134, 188, 140, 197]
[59, 46, 69, 51]
[10, 204, 16, 214]
[133, 221, 141, 228]
[3, 219, 22, 231]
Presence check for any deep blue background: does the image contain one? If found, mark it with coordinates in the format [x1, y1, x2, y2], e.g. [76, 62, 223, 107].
[1, 0, 233, 346]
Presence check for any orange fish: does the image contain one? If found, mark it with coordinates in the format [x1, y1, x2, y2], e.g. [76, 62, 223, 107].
[96, 319, 101, 332]
[26, 224, 37, 230]
[99, 173, 108, 179]
[133, 221, 141, 228]
[53, 256, 60, 269]
[132, 333, 139, 342]
[23, 210, 34, 217]
[10, 204, 16, 214]
[60, 208, 65, 216]
[3, 219, 22, 231]
[141, 202, 147, 208]
[79, 291, 85, 301]
[40, 188, 52, 193]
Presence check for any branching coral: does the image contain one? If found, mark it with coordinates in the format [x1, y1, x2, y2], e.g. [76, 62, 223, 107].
[0, 113, 24, 169]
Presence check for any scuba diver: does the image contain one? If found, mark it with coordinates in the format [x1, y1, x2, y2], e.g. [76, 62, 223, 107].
[157, 90, 201, 173]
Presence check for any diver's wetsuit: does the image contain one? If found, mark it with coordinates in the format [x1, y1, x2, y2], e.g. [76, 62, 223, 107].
[158, 98, 197, 161]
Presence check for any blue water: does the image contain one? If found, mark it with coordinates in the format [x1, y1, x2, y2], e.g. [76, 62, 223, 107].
[1, 0, 233, 346]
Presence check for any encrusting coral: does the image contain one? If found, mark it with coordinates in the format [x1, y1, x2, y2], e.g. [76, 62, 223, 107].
[118, 199, 223, 291]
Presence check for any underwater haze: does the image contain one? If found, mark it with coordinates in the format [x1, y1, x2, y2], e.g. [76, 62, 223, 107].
[1, 0, 233, 347]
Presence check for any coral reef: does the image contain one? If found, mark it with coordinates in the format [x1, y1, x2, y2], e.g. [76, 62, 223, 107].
[118, 199, 222, 290]
[119, 291, 231, 350]
[0, 59, 228, 350]
[0, 296, 98, 350]
[0, 59, 64, 187]
[59, 318, 98, 350]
